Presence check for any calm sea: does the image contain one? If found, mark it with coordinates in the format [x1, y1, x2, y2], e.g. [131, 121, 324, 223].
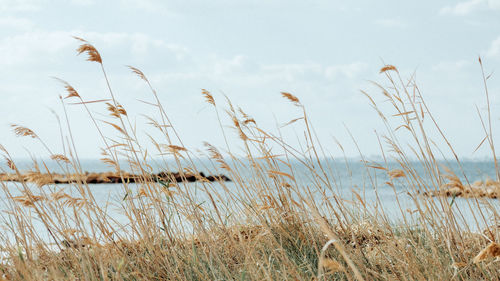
[0, 159, 498, 243]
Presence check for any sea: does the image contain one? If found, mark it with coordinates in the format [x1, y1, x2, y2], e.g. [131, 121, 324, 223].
[0, 158, 498, 244]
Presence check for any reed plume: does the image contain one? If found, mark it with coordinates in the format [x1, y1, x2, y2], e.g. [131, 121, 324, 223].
[73, 36, 102, 64]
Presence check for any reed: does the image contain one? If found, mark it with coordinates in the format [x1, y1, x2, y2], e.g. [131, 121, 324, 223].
[0, 38, 498, 280]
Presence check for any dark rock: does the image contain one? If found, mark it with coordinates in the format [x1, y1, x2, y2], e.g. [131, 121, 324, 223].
[0, 170, 231, 185]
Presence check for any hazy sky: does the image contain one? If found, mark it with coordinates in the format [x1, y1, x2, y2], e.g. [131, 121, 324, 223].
[1, 0, 500, 160]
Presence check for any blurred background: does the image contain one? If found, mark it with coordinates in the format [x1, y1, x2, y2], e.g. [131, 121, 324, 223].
[1, 0, 499, 159]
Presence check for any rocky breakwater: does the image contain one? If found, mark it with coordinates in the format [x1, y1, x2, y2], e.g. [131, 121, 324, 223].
[0, 171, 231, 186]
[424, 177, 500, 199]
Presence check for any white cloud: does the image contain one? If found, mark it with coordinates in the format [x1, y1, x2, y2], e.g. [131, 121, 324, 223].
[486, 36, 500, 59]
[0, 0, 45, 12]
[0, 30, 189, 66]
[487, 0, 500, 8]
[70, 0, 95, 6]
[147, 59, 369, 102]
[440, 0, 483, 15]
[0, 16, 34, 30]
[210, 55, 248, 75]
[263, 62, 322, 77]
[440, 0, 500, 15]
[118, 0, 171, 14]
[0, 30, 73, 66]
[431, 60, 471, 71]
[78, 32, 189, 59]
[325, 62, 369, 79]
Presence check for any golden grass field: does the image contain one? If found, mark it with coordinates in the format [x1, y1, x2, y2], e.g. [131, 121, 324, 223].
[0, 38, 498, 280]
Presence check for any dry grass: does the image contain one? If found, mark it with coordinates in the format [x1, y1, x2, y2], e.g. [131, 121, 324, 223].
[0, 38, 498, 280]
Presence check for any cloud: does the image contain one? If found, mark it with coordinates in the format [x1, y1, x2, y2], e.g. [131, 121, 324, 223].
[0, 30, 74, 66]
[185, 60, 369, 86]
[261, 62, 323, 82]
[70, 0, 95, 6]
[440, 0, 483, 15]
[209, 55, 249, 76]
[487, 0, 500, 8]
[325, 62, 369, 79]
[0, 0, 45, 12]
[486, 36, 500, 59]
[440, 0, 500, 15]
[78, 32, 189, 60]
[118, 0, 172, 14]
[0, 30, 189, 67]
[431, 60, 471, 71]
[0, 16, 34, 30]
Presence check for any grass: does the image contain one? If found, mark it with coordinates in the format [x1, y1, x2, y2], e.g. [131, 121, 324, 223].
[0, 38, 498, 280]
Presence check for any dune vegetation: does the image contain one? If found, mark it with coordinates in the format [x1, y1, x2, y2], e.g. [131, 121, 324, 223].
[0, 38, 498, 280]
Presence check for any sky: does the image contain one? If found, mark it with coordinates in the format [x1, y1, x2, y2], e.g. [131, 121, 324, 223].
[1, 0, 500, 161]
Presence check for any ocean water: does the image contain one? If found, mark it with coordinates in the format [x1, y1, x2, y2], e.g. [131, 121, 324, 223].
[0, 158, 498, 243]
